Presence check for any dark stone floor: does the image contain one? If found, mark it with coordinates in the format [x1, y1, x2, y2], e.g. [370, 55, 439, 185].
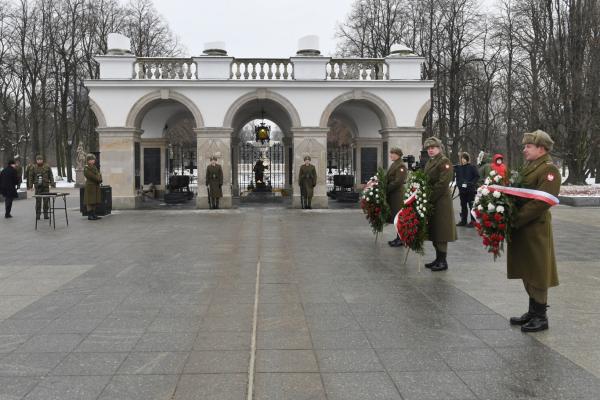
[0, 195, 599, 399]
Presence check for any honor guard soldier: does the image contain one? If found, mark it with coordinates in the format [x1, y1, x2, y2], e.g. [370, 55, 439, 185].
[298, 156, 317, 209]
[27, 154, 54, 220]
[508, 130, 560, 332]
[386, 147, 408, 247]
[84, 154, 103, 220]
[206, 156, 223, 209]
[423, 137, 457, 271]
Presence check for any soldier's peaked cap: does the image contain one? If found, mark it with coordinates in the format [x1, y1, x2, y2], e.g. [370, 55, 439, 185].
[523, 130, 554, 152]
[86, 153, 96, 161]
[35, 154, 43, 161]
[389, 147, 403, 157]
[304, 155, 311, 161]
[423, 136, 443, 149]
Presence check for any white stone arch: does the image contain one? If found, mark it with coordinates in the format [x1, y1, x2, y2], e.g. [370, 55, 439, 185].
[319, 90, 397, 130]
[88, 98, 107, 128]
[125, 89, 204, 129]
[223, 89, 302, 129]
[415, 99, 431, 129]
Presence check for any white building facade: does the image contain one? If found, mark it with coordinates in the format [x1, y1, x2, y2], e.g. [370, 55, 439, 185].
[85, 36, 433, 209]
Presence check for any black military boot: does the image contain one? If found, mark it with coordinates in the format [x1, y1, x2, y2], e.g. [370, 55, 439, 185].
[43, 213, 50, 220]
[307, 199, 312, 209]
[456, 220, 467, 227]
[425, 250, 440, 269]
[301, 197, 306, 209]
[510, 298, 534, 326]
[430, 252, 448, 271]
[521, 300, 549, 332]
[215, 199, 219, 210]
[36, 213, 41, 220]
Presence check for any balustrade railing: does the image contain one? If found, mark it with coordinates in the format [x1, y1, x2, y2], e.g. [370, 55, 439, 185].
[327, 59, 388, 80]
[134, 58, 197, 79]
[231, 59, 293, 80]
[131, 57, 391, 81]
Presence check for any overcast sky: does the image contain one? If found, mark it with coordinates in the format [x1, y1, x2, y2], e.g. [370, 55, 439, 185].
[151, 0, 354, 58]
[149, 0, 497, 58]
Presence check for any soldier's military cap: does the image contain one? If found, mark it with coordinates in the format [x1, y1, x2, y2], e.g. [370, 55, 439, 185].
[86, 153, 96, 161]
[303, 155, 311, 161]
[423, 136, 443, 149]
[210, 156, 218, 161]
[35, 154, 44, 161]
[389, 147, 403, 157]
[523, 130, 554, 152]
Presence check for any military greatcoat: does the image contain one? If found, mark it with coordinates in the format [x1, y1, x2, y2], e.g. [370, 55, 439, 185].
[386, 159, 408, 223]
[206, 164, 223, 198]
[84, 165, 102, 205]
[424, 153, 457, 242]
[507, 154, 560, 289]
[298, 164, 317, 199]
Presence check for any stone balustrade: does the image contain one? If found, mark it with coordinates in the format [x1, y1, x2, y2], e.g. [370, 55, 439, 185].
[327, 59, 388, 80]
[231, 59, 293, 80]
[133, 58, 197, 79]
[126, 57, 414, 81]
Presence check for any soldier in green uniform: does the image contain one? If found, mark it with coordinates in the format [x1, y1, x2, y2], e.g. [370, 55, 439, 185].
[386, 147, 408, 247]
[206, 156, 223, 209]
[508, 130, 560, 332]
[84, 153, 103, 220]
[27, 154, 54, 220]
[423, 137, 457, 271]
[298, 155, 317, 209]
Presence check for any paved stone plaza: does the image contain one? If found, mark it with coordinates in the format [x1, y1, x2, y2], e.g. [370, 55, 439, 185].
[1, 193, 600, 399]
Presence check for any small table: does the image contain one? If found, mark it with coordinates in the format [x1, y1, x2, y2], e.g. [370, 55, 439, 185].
[32, 193, 69, 230]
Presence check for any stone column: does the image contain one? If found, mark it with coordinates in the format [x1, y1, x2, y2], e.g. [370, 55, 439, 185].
[97, 127, 142, 209]
[291, 128, 329, 208]
[195, 127, 233, 209]
[380, 128, 423, 161]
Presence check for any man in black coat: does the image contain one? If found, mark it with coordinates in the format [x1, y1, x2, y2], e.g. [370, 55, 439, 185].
[455, 152, 479, 227]
[0, 160, 19, 218]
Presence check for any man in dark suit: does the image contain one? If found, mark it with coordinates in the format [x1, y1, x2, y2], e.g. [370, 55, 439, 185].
[0, 160, 19, 218]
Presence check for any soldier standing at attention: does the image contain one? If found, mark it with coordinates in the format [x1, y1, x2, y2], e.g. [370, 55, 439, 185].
[298, 156, 316, 209]
[386, 147, 408, 247]
[206, 156, 223, 209]
[423, 137, 456, 271]
[84, 154, 103, 220]
[27, 155, 54, 220]
[508, 130, 560, 332]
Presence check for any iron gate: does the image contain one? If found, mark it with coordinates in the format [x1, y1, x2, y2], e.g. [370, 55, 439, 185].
[238, 142, 285, 192]
[327, 145, 355, 191]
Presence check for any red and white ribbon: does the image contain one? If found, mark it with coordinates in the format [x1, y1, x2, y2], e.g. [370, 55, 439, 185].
[404, 192, 417, 205]
[488, 185, 560, 206]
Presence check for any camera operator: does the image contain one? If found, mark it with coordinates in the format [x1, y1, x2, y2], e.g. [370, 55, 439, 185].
[455, 152, 479, 227]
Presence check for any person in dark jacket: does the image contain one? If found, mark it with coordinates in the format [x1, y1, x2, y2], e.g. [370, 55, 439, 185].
[0, 160, 19, 218]
[455, 152, 479, 227]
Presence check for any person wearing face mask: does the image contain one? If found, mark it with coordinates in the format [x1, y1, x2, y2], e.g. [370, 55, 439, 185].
[507, 130, 560, 332]
[422, 137, 456, 271]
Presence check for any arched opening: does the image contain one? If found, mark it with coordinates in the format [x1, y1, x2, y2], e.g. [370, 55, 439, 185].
[134, 99, 198, 206]
[228, 96, 296, 205]
[322, 95, 391, 203]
